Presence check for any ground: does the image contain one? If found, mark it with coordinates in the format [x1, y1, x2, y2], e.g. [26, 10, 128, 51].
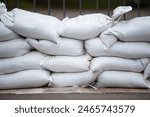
[0, 87, 150, 100]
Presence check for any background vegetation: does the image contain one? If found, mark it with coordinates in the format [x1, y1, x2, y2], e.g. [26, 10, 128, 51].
[1, 0, 150, 10]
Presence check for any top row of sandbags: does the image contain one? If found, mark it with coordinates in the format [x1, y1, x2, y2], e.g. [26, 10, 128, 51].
[59, 6, 132, 40]
[0, 2, 132, 42]
[1, 2, 150, 43]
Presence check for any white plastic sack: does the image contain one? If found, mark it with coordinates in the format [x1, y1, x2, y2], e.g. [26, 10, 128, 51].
[0, 70, 51, 89]
[100, 16, 150, 48]
[0, 3, 60, 43]
[0, 39, 32, 58]
[85, 38, 150, 58]
[40, 54, 91, 73]
[95, 71, 150, 88]
[50, 70, 98, 87]
[91, 57, 149, 73]
[27, 37, 84, 56]
[0, 22, 20, 41]
[59, 6, 132, 40]
[0, 51, 47, 75]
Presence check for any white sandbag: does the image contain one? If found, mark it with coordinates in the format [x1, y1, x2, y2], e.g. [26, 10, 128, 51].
[100, 16, 150, 47]
[0, 70, 51, 89]
[50, 70, 98, 87]
[144, 61, 150, 79]
[41, 54, 91, 73]
[91, 57, 149, 73]
[85, 38, 150, 58]
[59, 6, 132, 40]
[0, 3, 60, 43]
[0, 39, 32, 58]
[0, 51, 47, 75]
[27, 37, 84, 56]
[0, 22, 20, 41]
[0, 2, 7, 17]
[95, 71, 150, 88]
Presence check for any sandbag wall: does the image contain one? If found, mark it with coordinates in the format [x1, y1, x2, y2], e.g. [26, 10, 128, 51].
[0, 3, 150, 89]
[0, 22, 51, 89]
[0, 3, 95, 89]
[90, 16, 150, 88]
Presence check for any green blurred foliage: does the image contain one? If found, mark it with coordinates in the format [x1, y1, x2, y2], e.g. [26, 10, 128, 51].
[1, 0, 32, 10]
[1, 0, 149, 10]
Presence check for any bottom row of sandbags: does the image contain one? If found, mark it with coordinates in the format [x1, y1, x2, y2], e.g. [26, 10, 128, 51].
[0, 69, 149, 90]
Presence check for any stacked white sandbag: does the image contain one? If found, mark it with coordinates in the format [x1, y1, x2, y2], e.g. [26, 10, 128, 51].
[40, 54, 91, 73]
[1, 2, 150, 89]
[0, 2, 93, 88]
[27, 37, 84, 56]
[85, 16, 150, 88]
[50, 71, 98, 87]
[0, 24, 51, 89]
[0, 3, 52, 89]
[0, 18, 32, 58]
[53, 6, 132, 87]
[100, 16, 150, 48]
[0, 52, 47, 75]
[0, 4, 60, 43]
[91, 57, 150, 88]
[0, 39, 32, 58]
[95, 71, 149, 88]
[27, 36, 93, 87]
[85, 38, 150, 58]
[22, 13, 91, 87]
[40, 54, 94, 87]
[59, 6, 132, 40]
[0, 70, 51, 90]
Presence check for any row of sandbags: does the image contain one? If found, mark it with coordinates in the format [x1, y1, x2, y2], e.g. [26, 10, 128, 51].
[1, 51, 150, 89]
[0, 54, 150, 89]
[91, 57, 150, 88]
[0, 27, 93, 89]
[0, 14, 93, 89]
[0, 2, 150, 89]
[0, 21, 50, 89]
[85, 16, 150, 88]
[0, 3, 132, 42]
[0, 3, 90, 89]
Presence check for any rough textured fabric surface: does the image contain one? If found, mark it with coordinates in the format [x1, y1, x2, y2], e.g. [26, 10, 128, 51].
[0, 39, 32, 58]
[59, 6, 132, 40]
[0, 70, 51, 89]
[50, 70, 98, 87]
[85, 38, 150, 58]
[27, 38, 85, 56]
[91, 57, 149, 73]
[0, 51, 47, 74]
[41, 54, 91, 73]
[1, 8, 60, 43]
[95, 71, 150, 88]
